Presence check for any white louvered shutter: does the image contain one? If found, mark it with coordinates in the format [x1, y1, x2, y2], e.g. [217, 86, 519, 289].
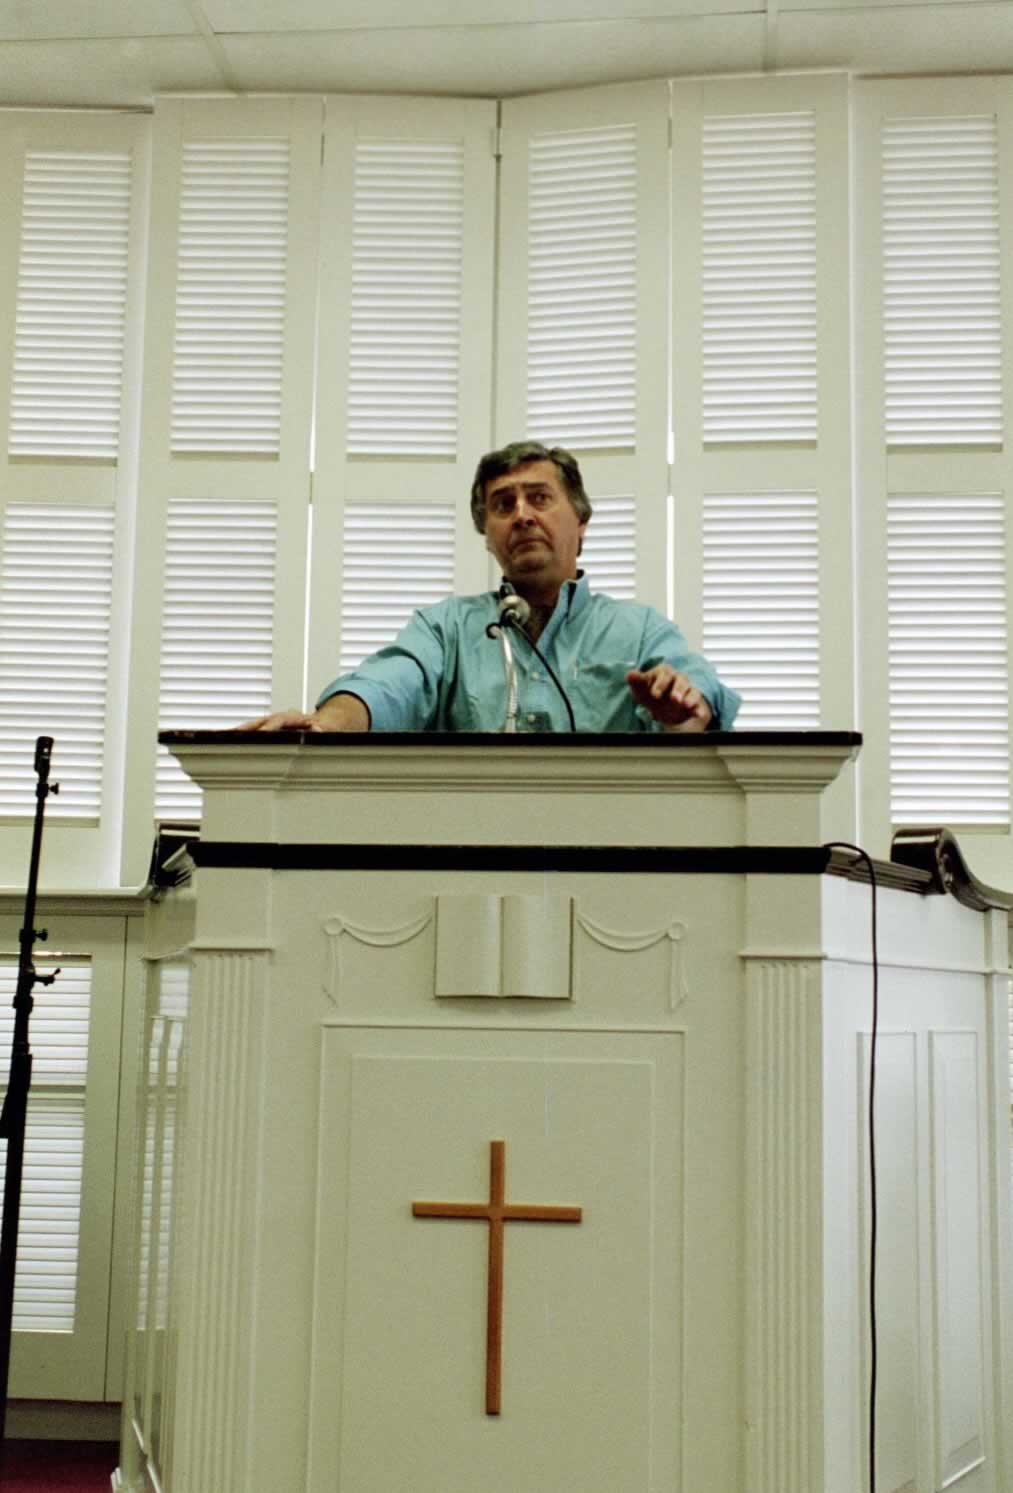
[156, 499, 276, 819]
[701, 113, 817, 444]
[527, 125, 637, 450]
[702, 491, 821, 727]
[497, 85, 669, 614]
[887, 493, 1009, 825]
[310, 99, 495, 700]
[0, 960, 91, 1331]
[580, 497, 637, 600]
[9, 148, 131, 459]
[882, 116, 1001, 447]
[172, 140, 290, 456]
[127, 99, 320, 877]
[338, 504, 455, 671]
[857, 81, 1012, 845]
[348, 140, 464, 457]
[0, 504, 114, 817]
[0, 114, 141, 885]
[671, 78, 852, 751]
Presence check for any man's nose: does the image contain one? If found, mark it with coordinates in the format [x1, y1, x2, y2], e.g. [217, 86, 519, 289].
[512, 496, 536, 522]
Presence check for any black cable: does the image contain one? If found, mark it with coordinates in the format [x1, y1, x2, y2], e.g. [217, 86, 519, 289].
[824, 841, 879, 1493]
[510, 621, 577, 733]
[489, 583, 577, 731]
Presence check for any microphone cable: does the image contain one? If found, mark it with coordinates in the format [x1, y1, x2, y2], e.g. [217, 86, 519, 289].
[489, 584, 577, 732]
[824, 840, 880, 1493]
[510, 623, 577, 733]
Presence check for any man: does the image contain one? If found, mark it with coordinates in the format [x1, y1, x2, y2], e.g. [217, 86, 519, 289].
[243, 440, 740, 733]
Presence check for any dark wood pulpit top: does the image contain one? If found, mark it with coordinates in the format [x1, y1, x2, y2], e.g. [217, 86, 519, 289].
[160, 727, 863, 750]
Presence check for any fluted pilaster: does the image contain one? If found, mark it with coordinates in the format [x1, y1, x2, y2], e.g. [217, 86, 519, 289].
[744, 957, 823, 1493]
[170, 950, 268, 1493]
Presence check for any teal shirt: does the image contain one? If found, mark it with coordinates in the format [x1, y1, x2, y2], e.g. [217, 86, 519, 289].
[318, 575, 741, 732]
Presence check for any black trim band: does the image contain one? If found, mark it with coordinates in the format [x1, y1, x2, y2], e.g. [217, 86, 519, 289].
[191, 842, 835, 875]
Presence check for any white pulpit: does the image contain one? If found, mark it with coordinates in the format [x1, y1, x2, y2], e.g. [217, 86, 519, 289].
[116, 732, 1013, 1493]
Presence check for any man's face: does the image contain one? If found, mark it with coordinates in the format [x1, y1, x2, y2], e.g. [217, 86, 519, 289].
[482, 459, 587, 595]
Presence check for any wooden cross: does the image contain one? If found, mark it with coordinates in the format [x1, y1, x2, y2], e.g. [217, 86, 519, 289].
[412, 1138, 582, 1415]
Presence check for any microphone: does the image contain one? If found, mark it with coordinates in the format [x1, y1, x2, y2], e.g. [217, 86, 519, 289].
[497, 582, 531, 631]
[487, 584, 525, 732]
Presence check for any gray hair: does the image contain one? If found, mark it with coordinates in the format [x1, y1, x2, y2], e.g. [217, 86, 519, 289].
[469, 441, 593, 534]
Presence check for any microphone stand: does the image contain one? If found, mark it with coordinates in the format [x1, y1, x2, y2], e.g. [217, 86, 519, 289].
[487, 589, 531, 733]
[0, 737, 59, 1451]
[490, 627, 522, 732]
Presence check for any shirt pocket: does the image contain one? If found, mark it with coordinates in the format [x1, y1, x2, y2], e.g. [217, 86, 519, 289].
[570, 657, 641, 731]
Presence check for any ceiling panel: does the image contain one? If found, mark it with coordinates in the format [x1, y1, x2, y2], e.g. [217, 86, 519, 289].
[0, 38, 224, 109]
[220, 14, 766, 96]
[204, 0, 756, 30]
[0, 1, 1005, 109]
[776, 1, 1013, 70]
[0, 0, 196, 41]
[785, 0, 991, 8]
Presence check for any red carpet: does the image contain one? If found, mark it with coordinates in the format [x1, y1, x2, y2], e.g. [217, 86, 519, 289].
[0, 1440, 117, 1491]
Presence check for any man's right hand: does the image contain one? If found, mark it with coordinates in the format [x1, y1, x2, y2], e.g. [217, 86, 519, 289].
[235, 693, 370, 732]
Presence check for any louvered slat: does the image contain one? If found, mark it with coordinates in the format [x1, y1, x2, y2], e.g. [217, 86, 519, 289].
[702, 491, 821, 726]
[702, 113, 817, 444]
[9, 150, 131, 460]
[0, 965, 90, 1082]
[888, 493, 1009, 824]
[0, 505, 113, 817]
[348, 141, 464, 456]
[0, 962, 91, 1332]
[172, 140, 289, 455]
[527, 126, 637, 450]
[579, 497, 637, 599]
[156, 500, 276, 819]
[883, 117, 1001, 446]
[339, 504, 454, 669]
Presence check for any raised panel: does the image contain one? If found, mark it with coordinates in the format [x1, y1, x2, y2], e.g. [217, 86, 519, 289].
[310, 1032, 683, 1493]
[930, 1030, 987, 1488]
[859, 1031, 921, 1493]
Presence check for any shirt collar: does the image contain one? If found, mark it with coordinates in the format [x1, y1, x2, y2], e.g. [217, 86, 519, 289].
[495, 570, 591, 622]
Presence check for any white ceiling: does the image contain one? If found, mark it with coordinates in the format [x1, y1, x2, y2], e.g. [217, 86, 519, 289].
[0, 0, 1010, 108]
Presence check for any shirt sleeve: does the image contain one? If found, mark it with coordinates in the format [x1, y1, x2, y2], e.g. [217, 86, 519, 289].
[638, 607, 742, 730]
[316, 607, 447, 731]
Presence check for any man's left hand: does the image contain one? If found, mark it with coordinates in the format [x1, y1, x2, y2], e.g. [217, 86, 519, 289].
[626, 665, 713, 732]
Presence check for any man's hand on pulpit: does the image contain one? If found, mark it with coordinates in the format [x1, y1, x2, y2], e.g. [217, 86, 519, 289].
[626, 665, 712, 733]
[235, 693, 371, 732]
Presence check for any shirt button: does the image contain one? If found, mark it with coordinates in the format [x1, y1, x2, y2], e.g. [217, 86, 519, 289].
[532, 670, 541, 679]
